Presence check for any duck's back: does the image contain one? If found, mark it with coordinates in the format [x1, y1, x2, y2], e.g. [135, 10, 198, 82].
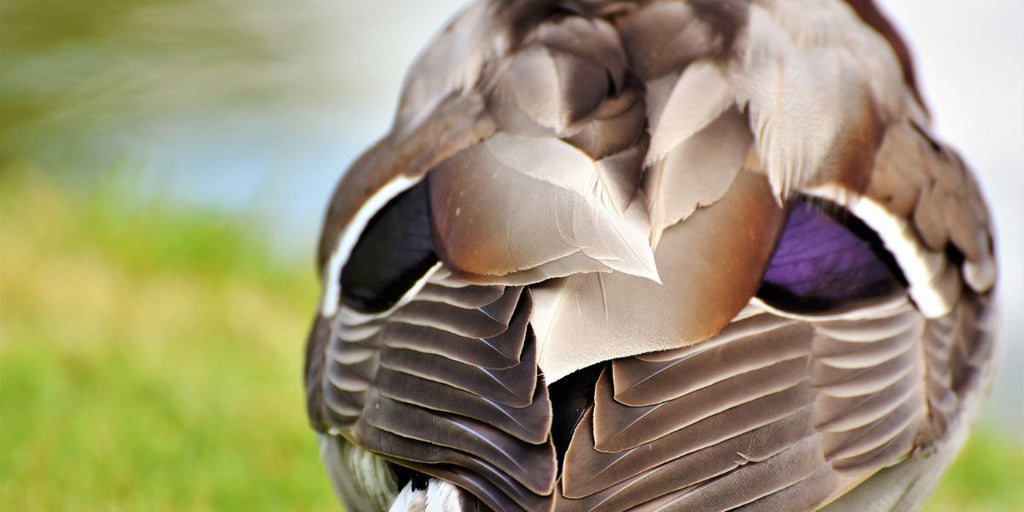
[304, 2, 998, 511]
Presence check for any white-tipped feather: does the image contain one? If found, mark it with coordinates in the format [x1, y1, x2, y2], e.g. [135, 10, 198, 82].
[332, 262, 443, 326]
[322, 175, 420, 317]
[805, 184, 957, 318]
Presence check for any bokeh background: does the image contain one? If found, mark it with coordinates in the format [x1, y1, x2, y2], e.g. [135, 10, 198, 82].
[1, 1, 1021, 510]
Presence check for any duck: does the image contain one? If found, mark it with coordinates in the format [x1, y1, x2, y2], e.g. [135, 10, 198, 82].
[303, 1, 998, 511]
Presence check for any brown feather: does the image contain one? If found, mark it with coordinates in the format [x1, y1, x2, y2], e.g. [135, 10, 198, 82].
[307, 3, 998, 511]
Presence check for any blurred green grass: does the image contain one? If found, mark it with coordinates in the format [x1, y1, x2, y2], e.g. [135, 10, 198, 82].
[0, 167, 334, 510]
[1, 167, 1021, 511]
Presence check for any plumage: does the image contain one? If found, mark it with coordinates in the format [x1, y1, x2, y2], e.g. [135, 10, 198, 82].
[644, 105, 751, 243]
[532, 169, 785, 382]
[304, 1, 998, 511]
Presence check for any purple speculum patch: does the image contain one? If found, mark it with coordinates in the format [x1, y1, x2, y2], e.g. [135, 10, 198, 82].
[757, 199, 906, 312]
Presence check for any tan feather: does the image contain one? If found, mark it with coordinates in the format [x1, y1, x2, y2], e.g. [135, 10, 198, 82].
[729, 2, 904, 199]
[644, 106, 752, 245]
[645, 60, 735, 165]
[532, 170, 783, 383]
[429, 134, 658, 285]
